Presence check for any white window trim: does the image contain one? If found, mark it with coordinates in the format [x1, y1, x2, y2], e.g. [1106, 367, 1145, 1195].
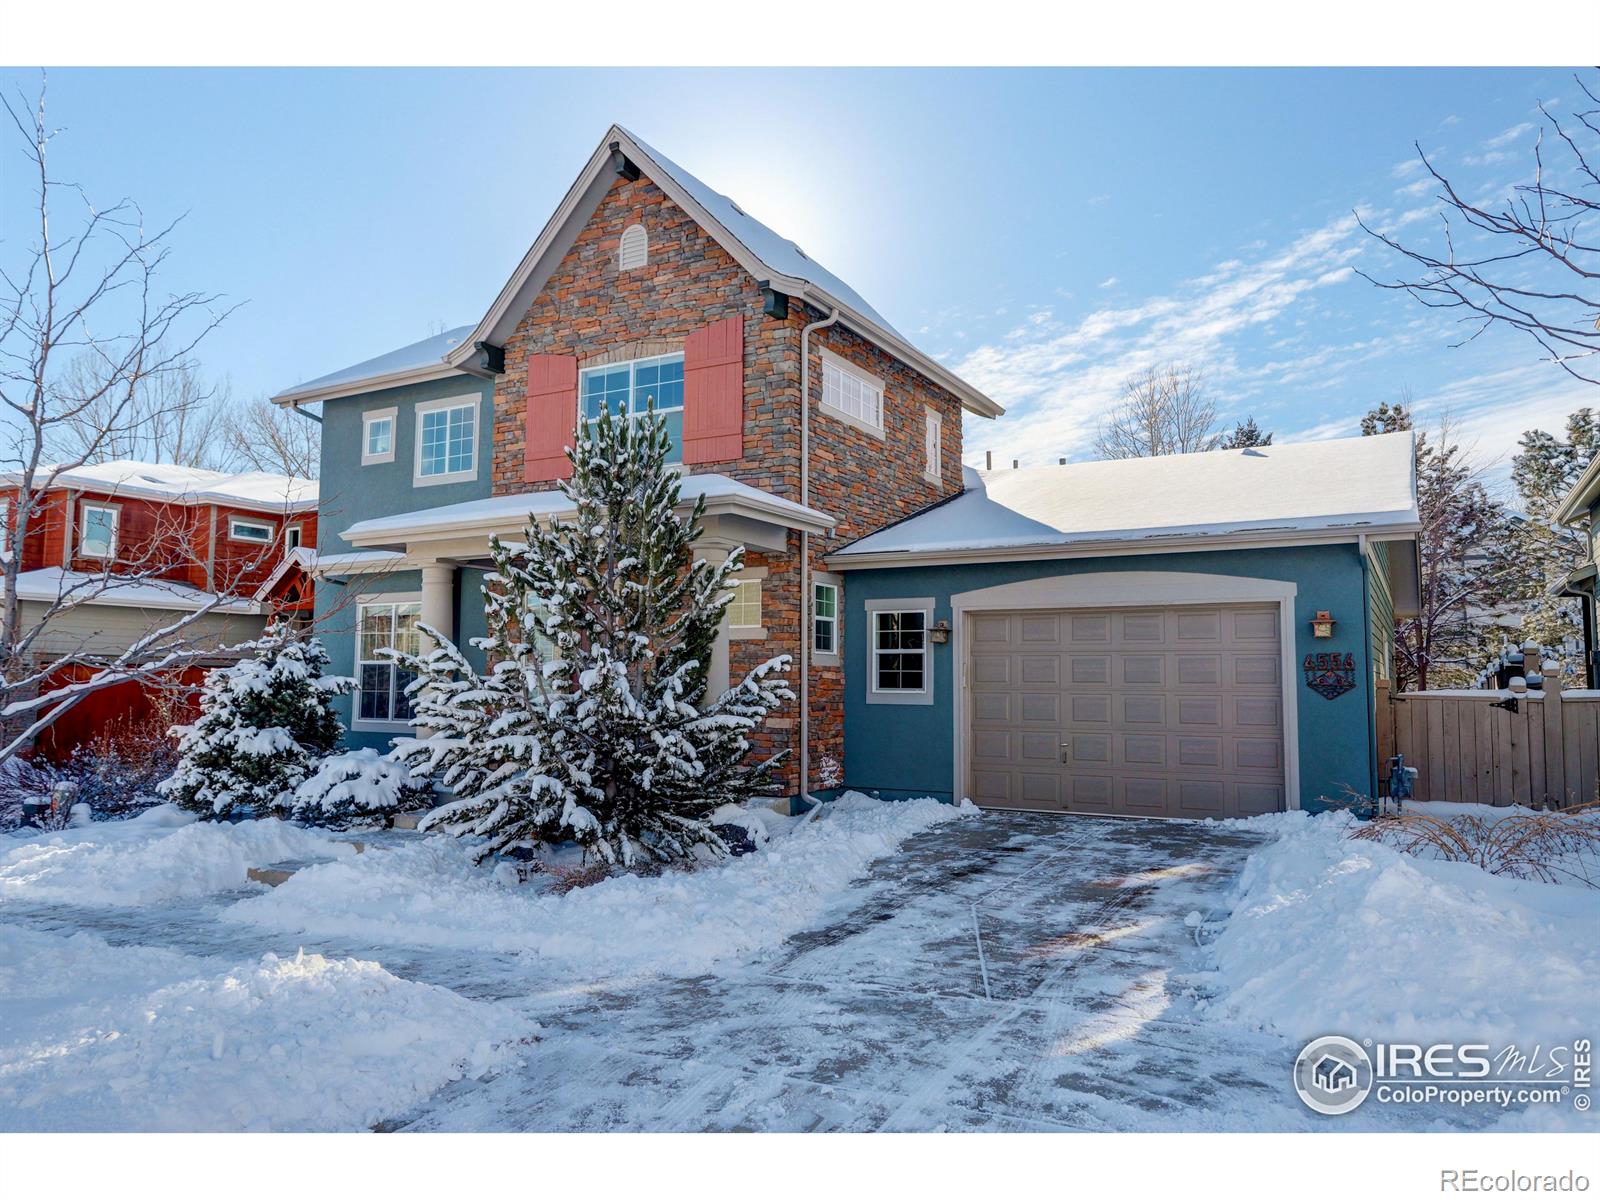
[228, 515, 276, 544]
[79, 501, 119, 560]
[923, 407, 943, 484]
[362, 406, 397, 466]
[285, 523, 304, 551]
[865, 596, 935, 706]
[817, 347, 886, 439]
[728, 565, 767, 640]
[352, 592, 423, 733]
[812, 570, 842, 667]
[413, 394, 481, 487]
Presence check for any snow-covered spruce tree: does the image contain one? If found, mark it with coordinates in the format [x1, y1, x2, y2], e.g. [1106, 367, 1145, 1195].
[159, 624, 350, 819]
[389, 404, 793, 867]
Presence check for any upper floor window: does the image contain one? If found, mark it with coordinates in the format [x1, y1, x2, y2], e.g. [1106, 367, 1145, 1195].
[362, 407, 397, 465]
[229, 516, 275, 544]
[414, 395, 479, 486]
[819, 349, 884, 436]
[728, 578, 762, 630]
[619, 223, 648, 271]
[581, 353, 685, 462]
[285, 524, 304, 551]
[79, 502, 118, 560]
[924, 407, 943, 483]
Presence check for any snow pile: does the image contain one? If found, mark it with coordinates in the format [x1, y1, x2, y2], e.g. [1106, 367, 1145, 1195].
[0, 927, 530, 1132]
[285, 748, 425, 828]
[1204, 810, 1600, 1047]
[0, 808, 354, 906]
[225, 792, 974, 979]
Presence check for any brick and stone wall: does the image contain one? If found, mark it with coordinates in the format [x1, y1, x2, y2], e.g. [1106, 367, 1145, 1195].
[491, 172, 970, 792]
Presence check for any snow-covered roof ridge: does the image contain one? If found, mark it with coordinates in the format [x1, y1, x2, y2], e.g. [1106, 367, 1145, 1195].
[341, 473, 834, 546]
[273, 325, 475, 404]
[2, 461, 317, 512]
[833, 431, 1420, 563]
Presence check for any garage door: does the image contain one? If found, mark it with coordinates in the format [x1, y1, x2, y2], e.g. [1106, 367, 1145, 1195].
[966, 605, 1285, 818]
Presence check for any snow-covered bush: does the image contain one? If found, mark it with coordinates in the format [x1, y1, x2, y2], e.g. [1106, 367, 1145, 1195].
[285, 749, 431, 829]
[159, 626, 350, 820]
[390, 405, 793, 867]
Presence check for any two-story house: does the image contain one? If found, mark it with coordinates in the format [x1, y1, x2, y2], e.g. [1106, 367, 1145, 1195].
[276, 125, 1420, 818]
[1, 461, 317, 757]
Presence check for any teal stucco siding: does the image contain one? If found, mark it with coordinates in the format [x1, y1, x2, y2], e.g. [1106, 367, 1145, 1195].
[837, 544, 1379, 809]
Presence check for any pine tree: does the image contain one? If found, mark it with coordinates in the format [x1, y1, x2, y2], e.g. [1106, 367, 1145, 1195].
[390, 404, 793, 867]
[1508, 409, 1598, 657]
[158, 624, 350, 819]
[1219, 416, 1273, 449]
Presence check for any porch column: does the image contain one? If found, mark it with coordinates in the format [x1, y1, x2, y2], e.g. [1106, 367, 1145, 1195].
[696, 540, 737, 698]
[419, 562, 456, 649]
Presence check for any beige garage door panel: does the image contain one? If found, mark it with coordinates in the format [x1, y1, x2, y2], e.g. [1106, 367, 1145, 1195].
[967, 605, 1285, 819]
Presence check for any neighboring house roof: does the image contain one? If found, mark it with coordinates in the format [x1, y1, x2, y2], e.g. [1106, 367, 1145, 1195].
[831, 431, 1421, 566]
[341, 473, 834, 548]
[270, 125, 1002, 419]
[252, 545, 317, 602]
[1554, 452, 1600, 527]
[2, 461, 317, 513]
[3, 567, 261, 614]
[272, 325, 476, 406]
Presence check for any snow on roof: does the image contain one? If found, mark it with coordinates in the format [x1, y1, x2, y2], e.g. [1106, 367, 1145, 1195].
[620, 128, 900, 337]
[835, 432, 1420, 561]
[273, 325, 474, 403]
[3, 567, 261, 614]
[342, 473, 834, 544]
[3, 461, 317, 512]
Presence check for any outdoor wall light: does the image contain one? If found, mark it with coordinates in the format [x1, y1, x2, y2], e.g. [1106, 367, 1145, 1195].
[1310, 610, 1337, 639]
[929, 619, 952, 644]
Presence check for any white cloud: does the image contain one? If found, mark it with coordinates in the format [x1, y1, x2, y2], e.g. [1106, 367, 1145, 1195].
[1484, 121, 1535, 149]
[1097, 276, 1119, 289]
[1391, 157, 1426, 179]
[1441, 114, 1462, 126]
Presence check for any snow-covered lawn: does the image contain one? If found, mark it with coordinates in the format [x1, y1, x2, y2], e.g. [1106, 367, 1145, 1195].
[1203, 807, 1600, 1048]
[0, 792, 971, 1131]
[1, 796, 1594, 1132]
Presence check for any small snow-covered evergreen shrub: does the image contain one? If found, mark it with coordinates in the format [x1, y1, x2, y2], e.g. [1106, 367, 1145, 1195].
[159, 625, 351, 820]
[390, 404, 793, 867]
[285, 748, 431, 829]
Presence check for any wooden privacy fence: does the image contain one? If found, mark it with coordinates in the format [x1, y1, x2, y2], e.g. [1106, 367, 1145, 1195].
[1376, 671, 1600, 807]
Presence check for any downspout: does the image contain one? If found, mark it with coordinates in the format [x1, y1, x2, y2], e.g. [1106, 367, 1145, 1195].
[287, 399, 322, 425]
[1358, 534, 1379, 800]
[798, 306, 840, 810]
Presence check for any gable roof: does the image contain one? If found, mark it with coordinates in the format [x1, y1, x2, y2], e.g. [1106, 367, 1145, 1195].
[274, 326, 474, 405]
[2, 461, 317, 513]
[1554, 452, 1600, 526]
[830, 432, 1420, 566]
[449, 125, 1001, 419]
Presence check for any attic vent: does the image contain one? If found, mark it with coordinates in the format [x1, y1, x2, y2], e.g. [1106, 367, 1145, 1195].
[619, 223, 648, 271]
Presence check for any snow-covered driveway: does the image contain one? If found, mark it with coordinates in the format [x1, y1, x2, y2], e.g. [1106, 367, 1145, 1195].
[3, 806, 1570, 1131]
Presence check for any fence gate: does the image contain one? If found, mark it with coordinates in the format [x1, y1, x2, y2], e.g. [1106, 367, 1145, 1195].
[1377, 671, 1600, 807]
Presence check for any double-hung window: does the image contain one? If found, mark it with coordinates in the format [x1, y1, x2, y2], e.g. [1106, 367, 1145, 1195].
[580, 353, 685, 461]
[79, 503, 119, 560]
[356, 599, 421, 727]
[819, 349, 884, 436]
[866, 600, 934, 704]
[813, 581, 839, 657]
[728, 578, 762, 630]
[362, 407, 397, 465]
[415, 396, 479, 485]
[229, 516, 275, 544]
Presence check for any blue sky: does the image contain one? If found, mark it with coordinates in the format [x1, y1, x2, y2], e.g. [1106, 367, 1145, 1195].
[3, 67, 1591, 484]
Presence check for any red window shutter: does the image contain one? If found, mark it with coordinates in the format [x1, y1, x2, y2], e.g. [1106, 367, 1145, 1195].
[524, 352, 578, 482]
[682, 315, 744, 464]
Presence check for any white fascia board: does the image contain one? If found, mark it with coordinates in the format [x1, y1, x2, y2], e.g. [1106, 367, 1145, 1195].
[825, 520, 1425, 571]
[271, 362, 465, 408]
[1554, 453, 1600, 526]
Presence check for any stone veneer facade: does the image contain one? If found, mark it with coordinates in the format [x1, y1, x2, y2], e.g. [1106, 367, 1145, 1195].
[491, 173, 968, 791]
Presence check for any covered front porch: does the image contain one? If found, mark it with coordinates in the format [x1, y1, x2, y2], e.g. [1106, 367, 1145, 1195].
[312, 474, 834, 749]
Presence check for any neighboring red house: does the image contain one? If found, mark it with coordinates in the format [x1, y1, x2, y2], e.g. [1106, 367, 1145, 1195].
[0, 461, 318, 759]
